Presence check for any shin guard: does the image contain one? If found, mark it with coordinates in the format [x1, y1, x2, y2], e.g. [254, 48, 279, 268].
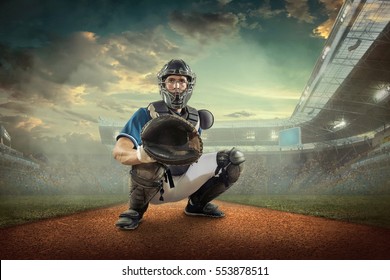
[189, 148, 245, 206]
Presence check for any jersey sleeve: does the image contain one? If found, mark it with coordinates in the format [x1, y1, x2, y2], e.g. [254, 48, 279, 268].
[116, 108, 151, 148]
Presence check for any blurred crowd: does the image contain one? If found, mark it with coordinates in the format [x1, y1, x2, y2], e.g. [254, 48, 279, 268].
[1, 145, 129, 195]
[1, 141, 390, 196]
[231, 142, 390, 195]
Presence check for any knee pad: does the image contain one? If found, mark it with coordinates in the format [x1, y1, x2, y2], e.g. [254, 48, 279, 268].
[215, 148, 245, 186]
[226, 163, 244, 184]
[130, 162, 166, 189]
[216, 148, 245, 168]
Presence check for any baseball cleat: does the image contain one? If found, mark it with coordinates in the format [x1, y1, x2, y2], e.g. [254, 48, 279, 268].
[115, 209, 142, 230]
[184, 202, 225, 218]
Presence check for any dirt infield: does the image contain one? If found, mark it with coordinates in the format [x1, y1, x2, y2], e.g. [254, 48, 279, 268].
[1, 200, 390, 260]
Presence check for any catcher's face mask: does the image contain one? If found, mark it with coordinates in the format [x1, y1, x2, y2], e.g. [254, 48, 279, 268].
[157, 59, 196, 110]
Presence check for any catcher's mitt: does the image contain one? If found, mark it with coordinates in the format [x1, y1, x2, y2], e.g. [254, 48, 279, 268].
[141, 114, 203, 165]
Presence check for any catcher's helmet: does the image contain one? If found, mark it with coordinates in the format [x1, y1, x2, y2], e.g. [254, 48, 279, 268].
[157, 59, 196, 110]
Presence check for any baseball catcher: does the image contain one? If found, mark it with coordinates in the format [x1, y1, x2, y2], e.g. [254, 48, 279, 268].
[113, 59, 245, 230]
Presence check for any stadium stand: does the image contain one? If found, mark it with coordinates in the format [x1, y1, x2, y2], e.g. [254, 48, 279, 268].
[0, 125, 128, 195]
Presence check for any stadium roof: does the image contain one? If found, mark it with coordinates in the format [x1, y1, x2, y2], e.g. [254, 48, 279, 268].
[293, 0, 390, 144]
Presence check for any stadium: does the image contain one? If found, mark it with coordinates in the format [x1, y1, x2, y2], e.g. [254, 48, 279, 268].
[1, 0, 389, 209]
[1, 0, 390, 261]
[97, 0, 390, 196]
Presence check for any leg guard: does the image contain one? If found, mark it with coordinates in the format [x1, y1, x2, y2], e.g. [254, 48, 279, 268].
[115, 162, 166, 230]
[185, 148, 245, 217]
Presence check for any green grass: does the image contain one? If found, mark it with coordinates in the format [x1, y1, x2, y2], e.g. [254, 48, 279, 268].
[219, 194, 390, 229]
[1, 194, 390, 229]
[0, 194, 127, 228]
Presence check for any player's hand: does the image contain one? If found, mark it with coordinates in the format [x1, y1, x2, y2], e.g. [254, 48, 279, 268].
[136, 145, 157, 163]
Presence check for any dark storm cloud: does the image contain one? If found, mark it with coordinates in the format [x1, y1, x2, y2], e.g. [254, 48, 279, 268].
[0, 102, 33, 114]
[248, 0, 284, 19]
[168, 11, 241, 43]
[0, 114, 50, 139]
[0, 32, 115, 105]
[108, 29, 180, 73]
[0, 0, 125, 47]
[0, 43, 34, 90]
[34, 32, 106, 86]
[224, 111, 256, 118]
[0, 26, 178, 109]
[285, 0, 315, 23]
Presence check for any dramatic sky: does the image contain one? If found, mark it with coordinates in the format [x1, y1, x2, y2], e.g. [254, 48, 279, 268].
[0, 0, 343, 156]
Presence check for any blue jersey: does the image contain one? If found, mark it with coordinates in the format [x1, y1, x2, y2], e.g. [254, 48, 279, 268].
[116, 108, 151, 148]
[116, 100, 207, 149]
[117, 105, 203, 149]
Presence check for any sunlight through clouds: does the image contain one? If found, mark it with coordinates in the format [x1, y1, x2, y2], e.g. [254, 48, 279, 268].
[0, 0, 339, 155]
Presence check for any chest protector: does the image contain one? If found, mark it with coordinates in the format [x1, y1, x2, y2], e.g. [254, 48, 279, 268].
[147, 100, 213, 130]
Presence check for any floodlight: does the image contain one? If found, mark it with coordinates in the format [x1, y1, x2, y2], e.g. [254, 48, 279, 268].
[374, 85, 390, 103]
[333, 118, 347, 130]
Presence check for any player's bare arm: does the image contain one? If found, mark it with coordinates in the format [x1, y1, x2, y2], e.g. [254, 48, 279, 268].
[112, 137, 140, 165]
[113, 137, 156, 165]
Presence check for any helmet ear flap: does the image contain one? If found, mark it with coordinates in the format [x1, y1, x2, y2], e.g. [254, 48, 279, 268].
[161, 75, 168, 82]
